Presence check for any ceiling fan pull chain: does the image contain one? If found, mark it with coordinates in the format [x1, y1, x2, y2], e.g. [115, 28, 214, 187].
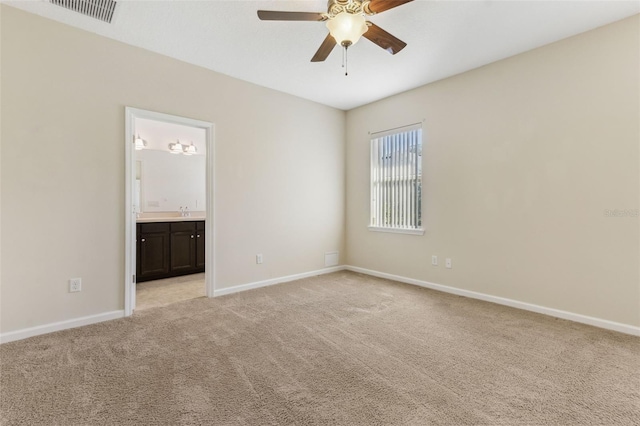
[345, 45, 349, 76]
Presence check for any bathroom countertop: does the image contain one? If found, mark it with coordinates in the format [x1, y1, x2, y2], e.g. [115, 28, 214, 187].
[136, 216, 205, 223]
[136, 212, 206, 223]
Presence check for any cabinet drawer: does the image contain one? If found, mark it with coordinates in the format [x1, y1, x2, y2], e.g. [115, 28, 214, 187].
[171, 221, 196, 232]
[139, 222, 170, 233]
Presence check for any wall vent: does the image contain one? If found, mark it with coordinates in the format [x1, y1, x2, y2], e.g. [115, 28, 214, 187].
[49, 0, 117, 23]
[325, 252, 339, 267]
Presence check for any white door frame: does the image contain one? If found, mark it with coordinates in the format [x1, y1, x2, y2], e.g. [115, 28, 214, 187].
[124, 107, 215, 316]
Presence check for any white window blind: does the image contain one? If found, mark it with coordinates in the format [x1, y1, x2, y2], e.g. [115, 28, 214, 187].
[369, 124, 423, 234]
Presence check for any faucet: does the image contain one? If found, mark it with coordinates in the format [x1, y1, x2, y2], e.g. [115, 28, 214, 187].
[184, 206, 190, 217]
[179, 206, 184, 217]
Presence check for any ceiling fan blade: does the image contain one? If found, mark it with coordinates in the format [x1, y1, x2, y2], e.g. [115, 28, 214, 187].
[257, 10, 326, 21]
[363, 22, 407, 55]
[366, 0, 414, 14]
[311, 33, 337, 62]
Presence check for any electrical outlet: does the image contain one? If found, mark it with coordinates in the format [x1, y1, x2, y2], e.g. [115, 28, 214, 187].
[445, 258, 452, 269]
[431, 255, 438, 266]
[256, 254, 263, 264]
[69, 278, 82, 292]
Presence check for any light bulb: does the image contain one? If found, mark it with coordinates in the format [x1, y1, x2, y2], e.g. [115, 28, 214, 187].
[183, 143, 197, 156]
[134, 135, 147, 150]
[170, 141, 183, 154]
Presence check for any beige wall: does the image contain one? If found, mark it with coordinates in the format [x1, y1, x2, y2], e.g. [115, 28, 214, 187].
[0, 6, 345, 333]
[346, 15, 640, 327]
[1, 6, 638, 335]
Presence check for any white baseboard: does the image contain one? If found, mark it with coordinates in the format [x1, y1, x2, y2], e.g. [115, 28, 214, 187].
[345, 265, 640, 337]
[213, 266, 345, 297]
[3, 266, 636, 343]
[0, 310, 125, 344]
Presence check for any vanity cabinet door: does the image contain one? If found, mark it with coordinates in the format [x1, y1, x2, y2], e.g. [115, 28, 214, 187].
[137, 222, 170, 282]
[170, 230, 197, 273]
[196, 224, 205, 271]
[138, 231, 170, 280]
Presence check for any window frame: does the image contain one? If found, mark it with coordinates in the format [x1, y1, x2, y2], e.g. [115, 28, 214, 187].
[368, 123, 424, 236]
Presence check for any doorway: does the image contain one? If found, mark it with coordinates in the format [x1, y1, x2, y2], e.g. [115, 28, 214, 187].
[124, 108, 214, 316]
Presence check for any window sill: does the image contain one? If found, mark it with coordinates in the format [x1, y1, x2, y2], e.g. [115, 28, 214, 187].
[368, 226, 425, 236]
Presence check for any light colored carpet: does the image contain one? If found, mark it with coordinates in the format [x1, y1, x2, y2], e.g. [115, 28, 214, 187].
[1, 271, 638, 425]
[136, 273, 205, 311]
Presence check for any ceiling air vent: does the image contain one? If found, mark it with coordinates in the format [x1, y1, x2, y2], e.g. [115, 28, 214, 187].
[49, 0, 117, 23]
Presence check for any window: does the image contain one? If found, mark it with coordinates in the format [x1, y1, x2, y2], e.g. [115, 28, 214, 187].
[369, 124, 423, 235]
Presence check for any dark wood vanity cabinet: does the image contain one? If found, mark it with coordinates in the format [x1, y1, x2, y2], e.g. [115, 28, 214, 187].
[169, 222, 197, 273]
[137, 223, 171, 280]
[136, 221, 205, 283]
[196, 221, 205, 270]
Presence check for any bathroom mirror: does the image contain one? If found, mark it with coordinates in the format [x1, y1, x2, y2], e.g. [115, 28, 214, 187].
[133, 117, 207, 214]
[134, 149, 206, 213]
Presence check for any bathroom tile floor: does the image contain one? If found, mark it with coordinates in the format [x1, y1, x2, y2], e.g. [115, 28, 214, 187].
[135, 273, 205, 311]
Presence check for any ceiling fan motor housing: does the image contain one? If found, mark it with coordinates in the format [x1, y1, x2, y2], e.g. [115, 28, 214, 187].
[327, 0, 372, 18]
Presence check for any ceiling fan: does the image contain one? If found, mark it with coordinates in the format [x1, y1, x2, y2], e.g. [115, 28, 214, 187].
[257, 0, 413, 66]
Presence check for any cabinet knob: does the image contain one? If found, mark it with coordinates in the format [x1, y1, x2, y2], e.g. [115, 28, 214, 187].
[191, 235, 194, 239]
[141, 238, 146, 242]
[197, 234, 200, 238]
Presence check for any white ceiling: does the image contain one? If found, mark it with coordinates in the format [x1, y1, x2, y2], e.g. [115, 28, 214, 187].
[5, 0, 639, 110]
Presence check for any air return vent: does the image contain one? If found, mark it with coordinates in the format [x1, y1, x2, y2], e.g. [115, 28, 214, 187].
[49, 0, 117, 23]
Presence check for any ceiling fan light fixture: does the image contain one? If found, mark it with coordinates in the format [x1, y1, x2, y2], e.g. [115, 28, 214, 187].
[326, 12, 368, 46]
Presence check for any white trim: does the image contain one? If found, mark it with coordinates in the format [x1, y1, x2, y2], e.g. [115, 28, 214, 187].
[205, 122, 216, 298]
[213, 266, 344, 297]
[345, 265, 640, 336]
[3, 267, 637, 343]
[124, 108, 135, 316]
[124, 107, 215, 316]
[367, 226, 425, 235]
[0, 311, 125, 344]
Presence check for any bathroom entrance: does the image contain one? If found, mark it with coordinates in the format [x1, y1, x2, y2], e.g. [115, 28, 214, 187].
[124, 108, 214, 315]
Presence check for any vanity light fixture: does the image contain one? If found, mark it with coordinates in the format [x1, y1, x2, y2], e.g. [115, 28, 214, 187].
[134, 134, 147, 150]
[169, 140, 183, 154]
[183, 142, 197, 156]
